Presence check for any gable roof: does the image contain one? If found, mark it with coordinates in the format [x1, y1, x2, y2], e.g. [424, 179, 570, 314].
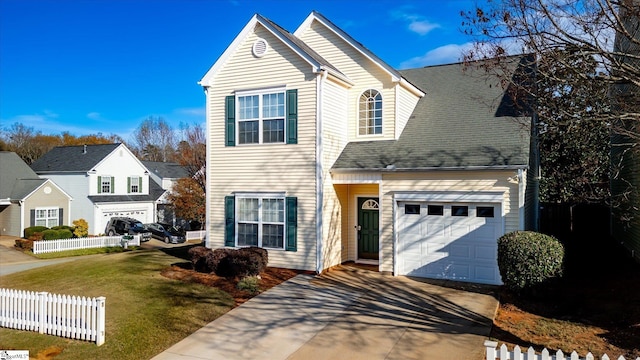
[332, 56, 533, 171]
[142, 161, 189, 179]
[199, 13, 350, 87]
[294, 11, 424, 96]
[0, 152, 47, 200]
[31, 143, 121, 173]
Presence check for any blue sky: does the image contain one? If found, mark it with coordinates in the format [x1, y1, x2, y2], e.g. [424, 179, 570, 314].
[0, 0, 481, 141]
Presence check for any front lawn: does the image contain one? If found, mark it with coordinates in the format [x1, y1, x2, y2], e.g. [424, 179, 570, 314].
[0, 249, 235, 360]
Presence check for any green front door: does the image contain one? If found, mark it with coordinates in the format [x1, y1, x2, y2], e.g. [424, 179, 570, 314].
[358, 197, 379, 260]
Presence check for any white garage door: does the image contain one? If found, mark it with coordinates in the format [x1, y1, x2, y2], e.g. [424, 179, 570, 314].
[397, 202, 503, 285]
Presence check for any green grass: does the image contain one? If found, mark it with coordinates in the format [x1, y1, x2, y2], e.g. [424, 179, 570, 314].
[0, 249, 234, 360]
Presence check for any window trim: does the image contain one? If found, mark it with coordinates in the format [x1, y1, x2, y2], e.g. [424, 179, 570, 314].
[129, 176, 141, 193]
[35, 207, 59, 228]
[236, 87, 287, 145]
[358, 88, 383, 136]
[98, 175, 114, 194]
[235, 192, 286, 250]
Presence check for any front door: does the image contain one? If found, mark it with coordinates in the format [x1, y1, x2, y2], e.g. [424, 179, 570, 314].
[357, 197, 379, 260]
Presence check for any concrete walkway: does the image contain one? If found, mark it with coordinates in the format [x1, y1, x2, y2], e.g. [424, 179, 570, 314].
[153, 266, 499, 360]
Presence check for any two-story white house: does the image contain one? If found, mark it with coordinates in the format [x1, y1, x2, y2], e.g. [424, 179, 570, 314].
[200, 12, 535, 285]
[31, 143, 165, 235]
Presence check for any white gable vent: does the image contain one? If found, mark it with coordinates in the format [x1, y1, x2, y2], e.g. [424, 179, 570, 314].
[252, 38, 268, 57]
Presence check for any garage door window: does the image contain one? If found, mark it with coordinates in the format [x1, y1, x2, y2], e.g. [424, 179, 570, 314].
[427, 205, 444, 216]
[451, 206, 469, 216]
[404, 204, 420, 214]
[476, 206, 495, 217]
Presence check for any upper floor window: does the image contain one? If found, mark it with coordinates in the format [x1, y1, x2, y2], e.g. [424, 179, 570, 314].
[98, 176, 114, 194]
[225, 89, 297, 146]
[359, 89, 382, 135]
[129, 176, 141, 193]
[238, 90, 285, 144]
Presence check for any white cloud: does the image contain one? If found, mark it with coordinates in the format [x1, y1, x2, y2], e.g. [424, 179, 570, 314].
[174, 107, 205, 117]
[408, 20, 440, 36]
[399, 42, 475, 68]
[87, 112, 101, 120]
[391, 7, 440, 36]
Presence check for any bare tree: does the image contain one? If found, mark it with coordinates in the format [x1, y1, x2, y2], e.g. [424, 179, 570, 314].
[461, 0, 639, 210]
[131, 117, 177, 162]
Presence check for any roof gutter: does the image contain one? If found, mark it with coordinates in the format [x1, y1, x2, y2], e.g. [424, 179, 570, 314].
[330, 164, 528, 173]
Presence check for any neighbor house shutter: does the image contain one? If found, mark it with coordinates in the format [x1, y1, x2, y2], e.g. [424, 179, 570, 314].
[58, 208, 63, 226]
[138, 177, 142, 192]
[224, 196, 235, 246]
[286, 89, 298, 144]
[111, 177, 115, 193]
[97, 176, 102, 194]
[225, 95, 236, 147]
[30, 209, 35, 227]
[286, 197, 297, 251]
[127, 177, 131, 193]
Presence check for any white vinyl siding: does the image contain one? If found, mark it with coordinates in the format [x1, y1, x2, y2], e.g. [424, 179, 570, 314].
[396, 84, 421, 138]
[206, 23, 318, 271]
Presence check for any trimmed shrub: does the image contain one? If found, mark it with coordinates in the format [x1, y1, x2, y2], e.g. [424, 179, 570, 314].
[24, 226, 49, 239]
[42, 229, 73, 240]
[73, 219, 89, 238]
[497, 231, 565, 292]
[206, 248, 233, 275]
[188, 246, 212, 272]
[15, 239, 34, 251]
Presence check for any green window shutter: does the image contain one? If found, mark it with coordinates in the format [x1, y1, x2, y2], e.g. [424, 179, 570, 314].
[138, 177, 142, 192]
[111, 177, 115, 193]
[97, 176, 102, 194]
[58, 208, 63, 226]
[225, 95, 236, 146]
[30, 209, 35, 227]
[224, 196, 235, 247]
[127, 177, 131, 193]
[286, 89, 298, 144]
[286, 196, 297, 251]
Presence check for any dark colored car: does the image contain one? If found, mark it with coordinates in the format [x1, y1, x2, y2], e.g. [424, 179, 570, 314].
[144, 223, 186, 244]
[104, 217, 152, 242]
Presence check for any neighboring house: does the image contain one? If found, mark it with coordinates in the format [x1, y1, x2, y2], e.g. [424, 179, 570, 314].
[199, 12, 535, 285]
[142, 160, 189, 225]
[31, 144, 164, 235]
[611, 4, 640, 263]
[0, 151, 72, 237]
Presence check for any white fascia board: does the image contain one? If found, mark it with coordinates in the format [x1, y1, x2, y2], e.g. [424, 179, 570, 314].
[399, 78, 425, 97]
[394, 191, 505, 203]
[294, 12, 401, 81]
[200, 14, 323, 88]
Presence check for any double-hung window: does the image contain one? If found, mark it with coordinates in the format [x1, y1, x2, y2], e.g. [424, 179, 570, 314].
[35, 207, 59, 227]
[237, 89, 285, 144]
[128, 176, 141, 193]
[98, 176, 114, 194]
[236, 195, 285, 249]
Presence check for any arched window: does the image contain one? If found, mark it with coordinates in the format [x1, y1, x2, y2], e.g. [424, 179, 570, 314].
[359, 89, 382, 135]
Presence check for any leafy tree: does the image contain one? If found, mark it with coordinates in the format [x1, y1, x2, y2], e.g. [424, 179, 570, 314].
[167, 177, 205, 227]
[175, 123, 206, 193]
[461, 0, 639, 211]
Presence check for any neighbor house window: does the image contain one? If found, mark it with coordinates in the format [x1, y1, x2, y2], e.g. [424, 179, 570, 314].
[237, 89, 285, 144]
[236, 195, 285, 249]
[35, 208, 59, 227]
[98, 176, 114, 194]
[129, 176, 141, 193]
[359, 89, 382, 135]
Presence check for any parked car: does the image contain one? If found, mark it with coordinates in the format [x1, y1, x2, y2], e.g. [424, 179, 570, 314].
[104, 217, 152, 242]
[144, 223, 186, 244]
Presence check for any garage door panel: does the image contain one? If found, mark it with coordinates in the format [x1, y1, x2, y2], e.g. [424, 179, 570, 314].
[397, 201, 503, 285]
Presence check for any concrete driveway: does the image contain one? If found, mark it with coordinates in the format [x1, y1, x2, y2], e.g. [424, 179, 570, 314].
[153, 266, 499, 360]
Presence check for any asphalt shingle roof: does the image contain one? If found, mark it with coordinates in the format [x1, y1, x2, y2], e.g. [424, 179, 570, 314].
[30, 143, 121, 173]
[332, 56, 532, 171]
[142, 161, 189, 179]
[0, 152, 47, 200]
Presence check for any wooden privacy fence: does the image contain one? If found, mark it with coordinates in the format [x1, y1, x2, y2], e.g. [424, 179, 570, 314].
[0, 288, 106, 346]
[485, 341, 640, 360]
[185, 230, 206, 242]
[33, 235, 141, 254]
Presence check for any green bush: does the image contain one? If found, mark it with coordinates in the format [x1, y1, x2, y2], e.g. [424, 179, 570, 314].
[497, 231, 565, 292]
[42, 229, 73, 240]
[24, 226, 49, 239]
[237, 276, 260, 294]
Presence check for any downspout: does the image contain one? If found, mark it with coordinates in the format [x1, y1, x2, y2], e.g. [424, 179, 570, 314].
[203, 86, 212, 247]
[518, 168, 525, 230]
[316, 69, 327, 274]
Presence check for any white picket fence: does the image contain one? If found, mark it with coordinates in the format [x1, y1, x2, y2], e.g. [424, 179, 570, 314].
[32, 235, 141, 254]
[186, 230, 206, 242]
[0, 288, 106, 346]
[485, 341, 640, 360]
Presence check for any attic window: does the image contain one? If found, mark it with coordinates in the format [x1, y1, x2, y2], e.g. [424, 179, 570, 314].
[252, 38, 268, 57]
